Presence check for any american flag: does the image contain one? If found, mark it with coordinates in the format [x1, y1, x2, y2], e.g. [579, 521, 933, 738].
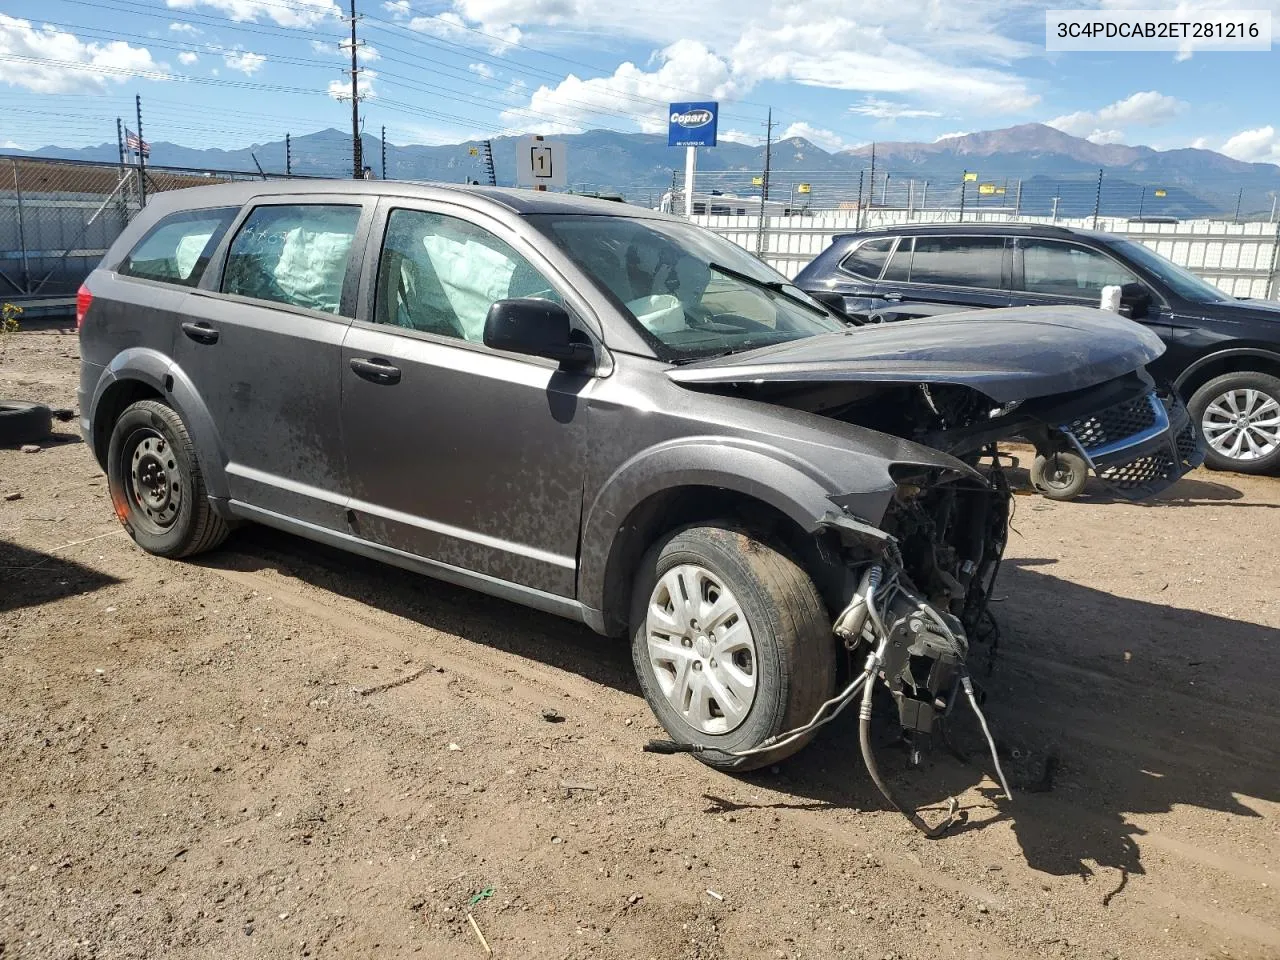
[124, 127, 150, 158]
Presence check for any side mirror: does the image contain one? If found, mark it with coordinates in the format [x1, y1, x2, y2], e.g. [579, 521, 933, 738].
[483, 298, 594, 368]
[1118, 282, 1151, 319]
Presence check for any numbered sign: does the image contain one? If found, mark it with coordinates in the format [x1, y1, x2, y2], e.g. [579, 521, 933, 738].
[515, 137, 567, 188]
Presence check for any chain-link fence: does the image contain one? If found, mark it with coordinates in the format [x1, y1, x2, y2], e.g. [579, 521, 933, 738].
[0, 155, 312, 309]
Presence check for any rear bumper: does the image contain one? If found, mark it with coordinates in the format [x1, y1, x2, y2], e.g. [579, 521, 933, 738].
[1064, 391, 1204, 500]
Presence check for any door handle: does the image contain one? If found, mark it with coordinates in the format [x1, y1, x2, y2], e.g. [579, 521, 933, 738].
[881, 293, 903, 302]
[349, 357, 401, 385]
[181, 321, 219, 345]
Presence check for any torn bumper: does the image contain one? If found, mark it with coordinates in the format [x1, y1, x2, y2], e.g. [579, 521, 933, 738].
[1063, 390, 1204, 500]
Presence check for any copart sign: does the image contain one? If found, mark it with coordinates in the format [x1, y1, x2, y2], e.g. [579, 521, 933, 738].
[668, 102, 719, 148]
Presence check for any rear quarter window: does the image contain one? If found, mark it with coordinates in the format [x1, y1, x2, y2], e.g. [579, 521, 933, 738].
[839, 237, 894, 279]
[118, 207, 239, 287]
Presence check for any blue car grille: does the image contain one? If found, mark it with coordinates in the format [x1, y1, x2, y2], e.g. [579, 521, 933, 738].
[1097, 452, 1179, 490]
[1066, 394, 1159, 453]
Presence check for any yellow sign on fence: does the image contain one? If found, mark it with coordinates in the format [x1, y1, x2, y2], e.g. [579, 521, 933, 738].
[1154, 189, 1167, 197]
[797, 183, 811, 194]
[979, 183, 996, 195]
[963, 171, 978, 182]
[752, 176, 764, 185]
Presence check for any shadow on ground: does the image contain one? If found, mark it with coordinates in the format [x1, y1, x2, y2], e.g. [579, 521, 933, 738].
[0, 538, 120, 612]
[202, 525, 1280, 895]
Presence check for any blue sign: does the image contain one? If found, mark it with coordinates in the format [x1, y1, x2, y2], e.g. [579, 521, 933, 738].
[668, 102, 718, 147]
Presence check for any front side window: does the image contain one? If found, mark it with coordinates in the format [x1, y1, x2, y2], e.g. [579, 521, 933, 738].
[1021, 240, 1139, 298]
[536, 214, 844, 362]
[840, 237, 894, 279]
[119, 207, 238, 286]
[908, 236, 1005, 289]
[373, 209, 561, 342]
[222, 204, 361, 315]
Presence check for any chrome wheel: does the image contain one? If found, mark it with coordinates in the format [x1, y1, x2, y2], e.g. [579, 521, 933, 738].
[645, 563, 757, 735]
[1201, 388, 1280, 462]
[126, 429, 183, 535]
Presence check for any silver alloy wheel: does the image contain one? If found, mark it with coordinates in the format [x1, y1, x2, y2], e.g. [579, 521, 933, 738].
[1201, 388, 1280, 462]
[645, 563, 758, 736]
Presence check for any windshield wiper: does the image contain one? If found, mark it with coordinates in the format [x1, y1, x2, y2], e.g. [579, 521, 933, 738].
[707, 262, 832, 315]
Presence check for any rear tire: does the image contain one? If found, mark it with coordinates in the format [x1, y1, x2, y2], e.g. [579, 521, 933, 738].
[1188, 371, 1280, 475]
[630, 524, 836, 771]
[1031, 451, 1089, 501]
[106, 399, 229, 558]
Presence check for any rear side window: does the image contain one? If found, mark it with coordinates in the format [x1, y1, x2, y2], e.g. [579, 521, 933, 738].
[119, 207, 238, 286]
[840, 237, 894, 279]
[882, 237, 913, 282]
[908, 236, 1005, 289]
[1021, 240, 1139, 297]
[222, 204, 361, 315]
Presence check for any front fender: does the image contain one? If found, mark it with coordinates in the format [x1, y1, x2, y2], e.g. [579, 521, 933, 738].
[88, 348, 230, 499]
[576, 436, 899, 624]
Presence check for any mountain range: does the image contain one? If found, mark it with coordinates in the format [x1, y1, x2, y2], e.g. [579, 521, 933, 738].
[9, 123, 1279, 219]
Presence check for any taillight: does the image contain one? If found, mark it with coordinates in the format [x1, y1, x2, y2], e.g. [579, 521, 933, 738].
[76, 284, 92, 329]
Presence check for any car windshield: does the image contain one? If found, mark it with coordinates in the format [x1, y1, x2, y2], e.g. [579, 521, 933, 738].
[534, 215, 846, 361]
[1106, 238, 1233, 303]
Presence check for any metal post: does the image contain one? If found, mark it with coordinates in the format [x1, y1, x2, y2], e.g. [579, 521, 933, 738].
[1138, 186, 1145, 219]
[12, 159, 30, 293]
[855, 170, 864, 230]
[1271, 194, 1278, 224]
[1013, 179, 1022, 218]
[1234, 188, 1243, 223]
[1092, 167, 1102, 229]
[135, 94, 147, 207]
[116, 118, 126, 171]
[684, 145, 696, 218]
[959, 172, 967, 222]
[286, 133, 292, 175]
[381, 125, 387, 179]
[349, 0, 363, 179]
[906, 179, 914, 219]
[1052, 193, 1060, 223]
[920, 180, 928, 212]
[881, 172, 890, 206]
[867, 142, 876, 212]
[1266, 221, 1280, 300]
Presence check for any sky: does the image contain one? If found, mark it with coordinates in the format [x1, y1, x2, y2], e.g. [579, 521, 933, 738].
[0, 0, 1277, 166]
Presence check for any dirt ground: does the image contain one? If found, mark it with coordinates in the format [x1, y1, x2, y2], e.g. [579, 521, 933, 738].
[2, 325, 1278, 960]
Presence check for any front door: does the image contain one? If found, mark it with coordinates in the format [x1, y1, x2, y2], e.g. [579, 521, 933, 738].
[178, 198, 370, 529]
[339, 202, 594, 597]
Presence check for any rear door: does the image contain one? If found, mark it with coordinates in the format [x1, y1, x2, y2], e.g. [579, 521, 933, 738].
[177, 196, 373, 529]
[874, 234, 1013, 315]
[338, 198, 596, 598]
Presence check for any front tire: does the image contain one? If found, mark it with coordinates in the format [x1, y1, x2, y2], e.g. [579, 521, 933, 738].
[630, 525, 836, 771]
[106, 399, 229, 558]
[1188, 371, 1280, 475]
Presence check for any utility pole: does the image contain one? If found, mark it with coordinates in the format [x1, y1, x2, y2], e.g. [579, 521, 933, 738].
[346, 0, 363, 179]
[286, 133, 292, 176]
[381, 125, 387, 179]
[135, 94, 147, 207]
[755, 107, 775, 256]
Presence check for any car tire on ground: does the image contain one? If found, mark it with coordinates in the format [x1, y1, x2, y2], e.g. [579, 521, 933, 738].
[630, 524, 837, 772]
[106, 399, 229, 558]
[0, 400, 53, 446]
[1187, 371, 1280, 475]
[1031, 451, 1089, 501]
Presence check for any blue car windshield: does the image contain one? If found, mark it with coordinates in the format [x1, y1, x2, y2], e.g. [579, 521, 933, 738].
[535, 215, 845, 361]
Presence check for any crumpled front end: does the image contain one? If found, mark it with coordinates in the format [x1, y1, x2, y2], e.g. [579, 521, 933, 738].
[1060, 389, 1204, 499]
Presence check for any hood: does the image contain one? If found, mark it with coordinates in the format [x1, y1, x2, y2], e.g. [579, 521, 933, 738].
[668, 305, 1165, 403]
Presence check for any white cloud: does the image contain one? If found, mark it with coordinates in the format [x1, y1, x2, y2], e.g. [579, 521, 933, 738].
[1086, 128, 1126, 145]
[168, 22, 200, 34]
[223, 49, 266, 74]
[0, 14, 165, 93]
[468, 61, 495, 79]
[1047, 90, 1186, 139]
[780, 122, 852, 152]
[1189, 136, 1209, 149]
[1220, 126, 1280, 163]
[178, 50, 199, 64]
[407, 10, 521, 54]
[717, 128, 757, 145]
[848, 96, 942, 120]
[933, 130, 970, 142]
[166, 0, 341, 28]
[383, 0, 410, 15]
[500, 39, 738, 134]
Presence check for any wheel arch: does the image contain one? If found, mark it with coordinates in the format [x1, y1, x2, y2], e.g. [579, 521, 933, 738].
[1174, 347, 1280, 399]
[87, 349, 230, 498]
[579, 441, 887, 637]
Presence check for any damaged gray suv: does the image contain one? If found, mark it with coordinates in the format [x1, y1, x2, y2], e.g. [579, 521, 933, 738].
[79, 181, 1200, 822]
